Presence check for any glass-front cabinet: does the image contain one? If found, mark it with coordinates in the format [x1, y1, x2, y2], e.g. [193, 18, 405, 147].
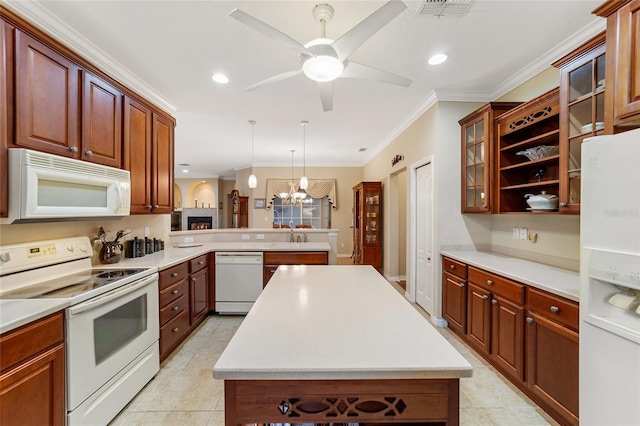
[352, 181, 382, 272]
[459, 102, 522, 213]
[554, 33, 606, 214]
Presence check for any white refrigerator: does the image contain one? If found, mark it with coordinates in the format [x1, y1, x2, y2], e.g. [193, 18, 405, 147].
[580, 128, 640, 425]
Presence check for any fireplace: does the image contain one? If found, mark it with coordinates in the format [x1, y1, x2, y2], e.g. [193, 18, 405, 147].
[188, 216, 213, 230]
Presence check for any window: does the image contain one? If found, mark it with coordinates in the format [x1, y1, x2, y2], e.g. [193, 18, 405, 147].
[272, 196, 331, 228]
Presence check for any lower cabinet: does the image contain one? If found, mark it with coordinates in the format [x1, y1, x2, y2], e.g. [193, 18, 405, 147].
[263, 251, 329, 286]
[442, 256, 578, 426]
[0, 312, 65, 425]
[158, 255, 212, 362]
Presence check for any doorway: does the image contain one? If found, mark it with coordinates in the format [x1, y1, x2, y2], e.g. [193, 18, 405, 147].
[412, 160, 434, 316]
[389, 169, 408, 288]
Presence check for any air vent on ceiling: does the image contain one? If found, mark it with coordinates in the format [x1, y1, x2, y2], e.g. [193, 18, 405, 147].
[417, 0, 475, 17]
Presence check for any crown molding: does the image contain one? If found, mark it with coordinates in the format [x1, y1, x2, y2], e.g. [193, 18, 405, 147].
[3, 0, 177, 114]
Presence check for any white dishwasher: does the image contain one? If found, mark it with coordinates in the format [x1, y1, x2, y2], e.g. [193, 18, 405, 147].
[215, 252, 263, 314]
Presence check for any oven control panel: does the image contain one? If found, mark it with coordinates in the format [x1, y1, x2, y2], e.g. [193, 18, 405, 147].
[0, 237, 92, 276]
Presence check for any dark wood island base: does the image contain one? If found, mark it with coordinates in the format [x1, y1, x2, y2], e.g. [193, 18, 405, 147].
[224, 378, 460, 425]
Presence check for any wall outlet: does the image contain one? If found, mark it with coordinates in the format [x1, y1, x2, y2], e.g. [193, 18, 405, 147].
[256, 234, 265, 240]
[184, 237, 194, 243]
[144, 227, 149, 237]
[512, 227, 519, 239]
[520, 228, 528, 240]
[242, 234, 250, 240]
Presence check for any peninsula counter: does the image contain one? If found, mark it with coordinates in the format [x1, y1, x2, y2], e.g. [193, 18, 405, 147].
[213, 265, 472, 425]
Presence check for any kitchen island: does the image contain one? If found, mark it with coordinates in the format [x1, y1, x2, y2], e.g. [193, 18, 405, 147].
[213, 265, 472, 425]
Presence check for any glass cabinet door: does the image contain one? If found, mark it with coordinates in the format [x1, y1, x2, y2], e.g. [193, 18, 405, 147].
[364, 189, 380, 246]
[464, 119, 487, 211]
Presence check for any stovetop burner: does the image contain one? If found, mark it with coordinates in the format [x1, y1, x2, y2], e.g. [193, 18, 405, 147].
[95, 269, 144, 280]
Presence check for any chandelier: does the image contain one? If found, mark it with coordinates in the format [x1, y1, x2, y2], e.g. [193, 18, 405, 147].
[280, 150, 311, 206]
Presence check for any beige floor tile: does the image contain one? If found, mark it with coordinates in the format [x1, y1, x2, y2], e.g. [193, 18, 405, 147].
[151, 369, 224, 411]
[460, 408, 492, 425]
[110, 411, 146, 425]
[480, 406, 554, 425]
[206, 410, 226, 426]
[461, 366, 532, 408]
[136, 411, 213, 426]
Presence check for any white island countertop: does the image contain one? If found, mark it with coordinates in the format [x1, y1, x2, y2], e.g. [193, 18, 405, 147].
[440, 250, 580, 302]
[213, 265, 473, 381]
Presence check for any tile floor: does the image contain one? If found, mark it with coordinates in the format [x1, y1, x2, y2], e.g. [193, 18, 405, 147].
[111, 280, 560, 426]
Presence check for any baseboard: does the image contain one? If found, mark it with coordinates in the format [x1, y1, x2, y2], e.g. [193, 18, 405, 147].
[431, 317, 448, 328]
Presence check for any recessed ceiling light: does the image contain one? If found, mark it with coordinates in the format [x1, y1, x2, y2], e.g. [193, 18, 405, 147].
[212, 73, 229, 84]
[428, 53, 448, 65]
[182, 169, 189, 173]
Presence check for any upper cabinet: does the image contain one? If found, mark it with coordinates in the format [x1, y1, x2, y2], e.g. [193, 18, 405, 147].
[1, 18, 12, 218]
[496, 88, 561, 214]
[594, 0, 640, 131]
[553, 33, 606, 214]
[459, 102, 521, 213]
[352, 181, 383, 272]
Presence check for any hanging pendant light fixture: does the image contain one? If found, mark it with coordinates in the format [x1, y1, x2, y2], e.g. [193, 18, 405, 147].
[299, 120, 309, 190]
[248, 120, 257, 189]
[279, 150, 309, 206]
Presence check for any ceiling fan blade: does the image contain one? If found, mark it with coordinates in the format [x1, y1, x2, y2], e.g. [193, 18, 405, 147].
[341, 61, 412, 87]
[318, 82, 333, 112]
[331, 1, 407, 61]
[229, 9, 314, 57]
[245, 70, 303, 92]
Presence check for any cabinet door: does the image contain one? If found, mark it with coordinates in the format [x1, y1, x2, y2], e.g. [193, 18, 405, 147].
[611, 0, 640, 126]
[442, 272, 466, 335]
[81, 72, 122, 167]
[466, 282, 491, 354]
[15, 30, 79, 156]
[526, 311, 579, 425]
[152, 113, 174, 214]
[461, 114, 489, 212]
[190, 268, 209, 325]
[0, 344, 65, 426]
[0, 19, 12, 218]
[123, 95, 153, 214]
[490, 295, 524, 381]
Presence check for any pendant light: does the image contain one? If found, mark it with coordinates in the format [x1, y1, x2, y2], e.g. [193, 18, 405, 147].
[248, 120, 257, 189]
[299, 120, 309, 190]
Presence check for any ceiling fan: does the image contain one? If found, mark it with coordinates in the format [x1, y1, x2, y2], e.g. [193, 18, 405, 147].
[229, 1, 413, 112]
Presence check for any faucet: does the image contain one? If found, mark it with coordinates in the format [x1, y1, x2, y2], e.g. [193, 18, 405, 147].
[296, 234, 302, 243]
[290, 228, 295, 243]
[303, 233, 308, 243]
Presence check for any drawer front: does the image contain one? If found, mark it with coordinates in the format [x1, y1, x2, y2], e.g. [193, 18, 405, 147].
[527, 287, 579, 330]
[160, 310, 189, 354]
[189, 254, 208, 273]
[0, 312, 64, 371]
[442, 257, 467, 280]
[263, 251, 328, 265]
[159, 262, 189, 290]
[159, 293, 188, 326]
[159, 279, 188, 307]
[468, 266, 524, 304]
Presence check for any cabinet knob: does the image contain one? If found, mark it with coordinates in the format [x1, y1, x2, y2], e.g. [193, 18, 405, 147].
[198, 261, 204, 265]
[192, 277, 196, 281]
[69, 146, 78, 153]
[450, 264, 455, 270]
[491, 299, 497, 304]
[526, 317, 534, 324]
[171, 272, 178, 277]
[482, 294, 489, 300]
[146, 205, 153, 210]
[154, 205, 159, 208]
[550, 306, 560, 314]
[460, 283, 465, 287]
[559, 202, 567, 208]
[85, 150, 93, 156]
[172, 327, 179, 333]
[172, 306, 179, 311]
[172, 289, 178, 294]
[487, 279, 493, 285]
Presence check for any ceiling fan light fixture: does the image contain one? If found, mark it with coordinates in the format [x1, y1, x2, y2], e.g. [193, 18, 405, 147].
[302, 55, 344, 82]
[428, 53, 448, 65]
[248, 174, 257, 188]
[211, 73, 229, 84]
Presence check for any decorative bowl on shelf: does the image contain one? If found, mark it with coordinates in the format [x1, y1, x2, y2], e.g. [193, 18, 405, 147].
[525, 191, 559, 210]
[516, 145, 559, 161]
[580, 122, 605, 133]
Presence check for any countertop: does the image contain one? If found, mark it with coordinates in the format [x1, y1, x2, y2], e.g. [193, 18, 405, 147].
[440, 250, 580, 302]
[0, 241, 332, 334]
[213, 265, 473, 380]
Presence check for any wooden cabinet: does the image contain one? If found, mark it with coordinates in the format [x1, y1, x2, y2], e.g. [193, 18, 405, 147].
[81, 71, 122, 167]
[15, 29, 80, 157]
[124, 95, 175, 214]
[526, 288, 579, 426]
[263, 251, 329, 286]
[442, 257, 467, 335]
[459, 102, 521, 213]
[595, 0, 640, 131]
[352, 181, 382, 271]
[497, 88, 561, 213]
[0, 312, 65, 426]
[189, 254, 209, 326]
[228, 194, 248, 228]
[0, 17, 11, 218]
[441, 256, 577, 425]
[158, 262, 189, 362]
[554, 33, 606, 214]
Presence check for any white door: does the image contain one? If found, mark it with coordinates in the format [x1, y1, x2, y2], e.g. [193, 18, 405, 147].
[415, 163, 433, 313]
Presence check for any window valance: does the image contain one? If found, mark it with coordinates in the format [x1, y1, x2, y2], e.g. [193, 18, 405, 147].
[266, 179, 337, 209]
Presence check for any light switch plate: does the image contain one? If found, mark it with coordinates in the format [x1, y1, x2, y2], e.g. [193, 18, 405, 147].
[242, 234, 250, 240]
[513, 228, 519, 239]
[184, 237, 194, 243]
[520, 228, 528, 240]
[256, 234, 265, 240]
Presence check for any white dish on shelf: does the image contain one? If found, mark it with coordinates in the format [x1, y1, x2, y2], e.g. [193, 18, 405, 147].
[580, 122, 605, 133]
[174, 243, 203, 248]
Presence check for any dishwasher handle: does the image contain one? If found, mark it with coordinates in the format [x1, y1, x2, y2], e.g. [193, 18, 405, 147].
[215, 252, 263, 265]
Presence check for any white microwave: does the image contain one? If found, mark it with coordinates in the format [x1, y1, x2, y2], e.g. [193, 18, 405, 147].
[3, 149, 131, 223]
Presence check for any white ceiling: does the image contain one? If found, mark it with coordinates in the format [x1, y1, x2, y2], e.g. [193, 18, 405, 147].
[7, 0, 604, 178]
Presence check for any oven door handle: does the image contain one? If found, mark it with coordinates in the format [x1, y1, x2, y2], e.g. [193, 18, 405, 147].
[68, 273, 158, 316]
